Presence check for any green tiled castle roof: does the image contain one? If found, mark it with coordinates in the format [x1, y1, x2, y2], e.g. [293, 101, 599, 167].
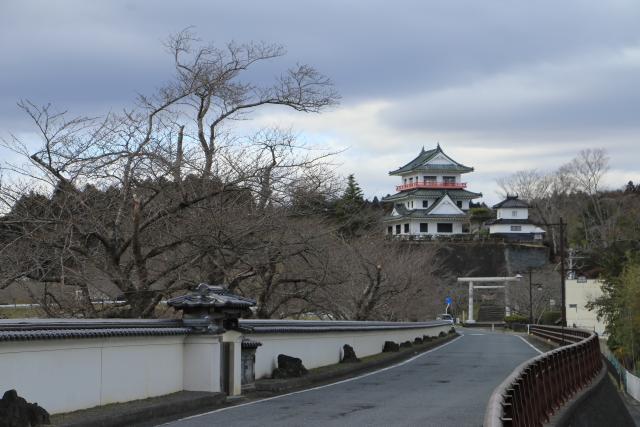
[383, 195, 468, 221]
[389, 144, 474, 175]
[382, 188, 482, 202]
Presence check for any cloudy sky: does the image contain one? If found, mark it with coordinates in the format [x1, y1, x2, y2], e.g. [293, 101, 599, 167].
[1, 0, 639, 203]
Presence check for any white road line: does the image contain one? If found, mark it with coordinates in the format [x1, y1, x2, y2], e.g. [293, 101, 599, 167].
[162, 334, 465, 425]
[517, 335, 543, 354]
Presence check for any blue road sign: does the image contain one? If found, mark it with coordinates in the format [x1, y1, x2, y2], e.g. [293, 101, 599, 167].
[445, 297, 452, 305]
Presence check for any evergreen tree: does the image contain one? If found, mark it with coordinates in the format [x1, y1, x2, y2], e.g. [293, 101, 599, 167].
[371, 196, 381, 209]
[334, 174, 369, 238]
[343, 174, 364, 203]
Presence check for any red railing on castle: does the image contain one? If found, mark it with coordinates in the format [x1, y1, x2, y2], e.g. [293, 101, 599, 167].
[484, 325, 602, 427]
[395, 181, 467, 192]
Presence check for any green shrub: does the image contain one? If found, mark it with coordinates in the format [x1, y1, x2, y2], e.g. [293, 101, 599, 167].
[469, 207, 494, 222]
[540, 311, 562, 325]
[504, 314, 528, 324]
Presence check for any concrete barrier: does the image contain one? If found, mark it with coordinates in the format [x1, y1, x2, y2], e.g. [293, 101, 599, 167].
[552, 365, 635, 427]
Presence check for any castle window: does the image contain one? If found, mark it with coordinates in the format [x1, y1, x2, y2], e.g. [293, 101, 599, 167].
[424, 176, 436, 183]
[510, 225, 522, 232]
[387, 226, 392, 235]
[443, 176, 456, 184]
[404, 224, 409, 233]
[420, 223, 428, 233]
[422, 200, 429, 208]
[456, 200, 462, 208]
[395, 224, 401, 234]
[512, 210, 518, 217]
[437, 223, 453, 233]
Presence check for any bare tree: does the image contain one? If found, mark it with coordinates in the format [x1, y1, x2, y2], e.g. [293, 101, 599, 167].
[0, 31, 338, 318]
[507, 266, 561, 323]
[309, 235, 443, 321]
[496, 148, 611, 252]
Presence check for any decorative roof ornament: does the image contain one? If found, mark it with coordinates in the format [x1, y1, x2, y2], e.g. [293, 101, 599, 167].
[168, 283, 256, 333]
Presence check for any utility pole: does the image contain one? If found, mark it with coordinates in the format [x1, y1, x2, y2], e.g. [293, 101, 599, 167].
[529, 268, 533, 324]
[559, 217, 567, 327]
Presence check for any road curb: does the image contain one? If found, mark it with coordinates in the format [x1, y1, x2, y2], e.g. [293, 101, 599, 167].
[254, 331, 460, 394]
[50, 391, 226, 427]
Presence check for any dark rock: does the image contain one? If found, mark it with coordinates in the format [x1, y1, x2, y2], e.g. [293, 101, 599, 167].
[382, 341, 399, 352]
[0, 389, 50, 427]
[400, 341, 413, 348]
[414, 337, 423, 345]
[438, 331, 446, 338]
[422, 335, 432, 342]
[341, 344, 360, 363]
[271, 354, 308, 379]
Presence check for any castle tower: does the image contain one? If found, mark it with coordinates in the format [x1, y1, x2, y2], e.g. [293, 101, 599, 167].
[487, 195, 546, 241]
[382, 144, 481, 237]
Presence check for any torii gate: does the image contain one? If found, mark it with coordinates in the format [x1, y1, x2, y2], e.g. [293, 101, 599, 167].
[457, 275, 522, 323]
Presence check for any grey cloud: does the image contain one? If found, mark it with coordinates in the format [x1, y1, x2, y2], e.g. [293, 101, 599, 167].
[381, 48, 640, 140]
[2, 0, 640, 199]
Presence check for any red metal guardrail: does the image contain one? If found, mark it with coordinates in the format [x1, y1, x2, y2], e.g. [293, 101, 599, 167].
[484, 325, 602, 427]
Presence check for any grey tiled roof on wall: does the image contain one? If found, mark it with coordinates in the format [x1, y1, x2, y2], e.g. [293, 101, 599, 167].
[0, 319, 190, 342]
[0, 318, 453, 340]
[0, 327, 191, 342]
[240, 320, 452, 334]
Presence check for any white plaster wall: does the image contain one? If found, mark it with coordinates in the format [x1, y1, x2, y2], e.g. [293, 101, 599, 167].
[247, 325, 451, 379]
[626, 371, 640, 402]
[385, 219, 410, 235]
[399, 220, 463, 236]
[489, 224, 541, 234]
[0, 336, 186, 414]
[400, 173, 462, 184]
[424, 220, 462, 235]
[183, 335, 222, 393]
[496, 207, 529, 220]
[565, 279, 606, 335]
[451, 222, 463, 234]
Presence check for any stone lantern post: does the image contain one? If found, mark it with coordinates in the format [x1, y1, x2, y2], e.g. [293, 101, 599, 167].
[167, 283, 256, 332]
[168, 283, 258, 395]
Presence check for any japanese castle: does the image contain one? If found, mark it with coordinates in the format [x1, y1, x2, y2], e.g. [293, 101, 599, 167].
[383, 144, 481, 237]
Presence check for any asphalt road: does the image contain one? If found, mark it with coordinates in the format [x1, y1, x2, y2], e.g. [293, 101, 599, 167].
[163, 329, 540, 427]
